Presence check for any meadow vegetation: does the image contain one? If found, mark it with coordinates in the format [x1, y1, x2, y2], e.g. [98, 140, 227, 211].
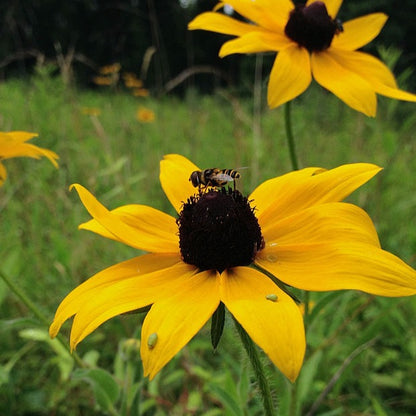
[0, 65, 416, 415]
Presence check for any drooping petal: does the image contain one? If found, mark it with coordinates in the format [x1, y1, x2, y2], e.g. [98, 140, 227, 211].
[71, 184, 177, 252]
[219, 30, 291, 57]
[221, 267, 305, 382]
[250, 163, 381, 225]
[188, 12, 256, 37]
[332, 13, 388, 51]
[327, 49, 416, 102]
[159, 154, 200, 213]
[311, 51, 377, 116]
[261, 202, 380, 248]
[267, 45, 312, 108]
[49, 253, 183, 339]
[79, 204, 179, 253]
[306, 0, 343, 18]
[69, 261, 196, 349]
[328, 49, 397, 88]
[256, 242, 416, 296]
[0, 131, 59, 168]
[141, 270, 220, 379]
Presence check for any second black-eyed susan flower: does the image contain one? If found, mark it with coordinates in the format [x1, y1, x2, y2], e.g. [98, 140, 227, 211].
[188, 0, 416, 116]
[49, 154, 416, 382]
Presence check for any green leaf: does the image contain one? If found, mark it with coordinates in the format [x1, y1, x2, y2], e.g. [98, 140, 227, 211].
[211, 302, 225, 349]
[72, 368, 120, 412]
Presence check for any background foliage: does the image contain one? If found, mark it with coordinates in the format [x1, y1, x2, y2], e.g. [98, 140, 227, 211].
[1, 0, 415, 93]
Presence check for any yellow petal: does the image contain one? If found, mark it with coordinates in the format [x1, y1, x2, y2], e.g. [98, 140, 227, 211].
[311, 50, 377, 116]
[267, 45, 312, 108]
[141, 270, 220, 379]
[256, 242, 416, 296]
[217, 0, 293, 31]
[332, 13, 388, 51]
[250, 163, 381, 225]
[219, 30, 290, 56]
[261, 202, 380, 248]
[159, 154, 200, 213]
[49, 253, 182, 338]
[80, 204, 179, 252]
[328, 49, 397, 88]
[70, 261, 196, 349]
[3, 131, 38, 143]
[327, 49, 416, 102]
[0, 131, 59, 168]
[306, 0, 342, 18]
[221, 267, 305, 382]
[0, 162, 6, 186]
[71, 184, 177, 252]
[188, 12, 255, 36]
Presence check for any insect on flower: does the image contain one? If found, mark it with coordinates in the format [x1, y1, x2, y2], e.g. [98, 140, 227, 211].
[189, 168, 241, 192]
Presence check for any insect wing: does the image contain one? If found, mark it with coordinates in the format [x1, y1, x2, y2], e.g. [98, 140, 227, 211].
[211, 173, 234, 183]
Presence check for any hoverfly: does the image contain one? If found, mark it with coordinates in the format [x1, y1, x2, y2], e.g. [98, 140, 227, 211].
[189, 168, 241, 192]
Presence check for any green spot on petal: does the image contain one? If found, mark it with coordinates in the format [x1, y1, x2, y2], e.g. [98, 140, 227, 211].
[266, 294, 278, 302]
[147, 333, 158, 349]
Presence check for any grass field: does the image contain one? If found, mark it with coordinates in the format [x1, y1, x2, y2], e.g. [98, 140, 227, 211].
[1, 67, 416, 415]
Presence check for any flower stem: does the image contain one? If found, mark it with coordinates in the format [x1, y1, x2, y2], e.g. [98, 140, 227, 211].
[234, 318, 276, 415]
[0, 269, 85, 368]
[284, 101, 299, 170]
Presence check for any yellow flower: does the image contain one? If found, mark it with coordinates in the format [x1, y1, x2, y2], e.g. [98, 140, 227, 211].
[99, 63, 121, 75]
[132, 88, 150, 97]
[188, 0, 416, 116]
[0, 131, 59, 186]
[49, 155, 416, 382]
[81, 107, 101, 117]
[136, 107, 155, 123]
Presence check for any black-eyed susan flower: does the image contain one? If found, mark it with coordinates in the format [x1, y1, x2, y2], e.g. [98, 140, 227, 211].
[188, 0, 416, 116]
[0, 131, 58, 186]
[49, 154, 416, 381]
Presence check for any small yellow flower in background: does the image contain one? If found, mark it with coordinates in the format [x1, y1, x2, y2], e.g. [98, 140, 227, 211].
[123, 72, 144, 89]
[93, 63, 121, 87]
[50, 154, 416, 382]
[81, 107, 101, 117]
[189, 0, 416, 116]
[92, 75, 116, 86]
[0, 131, 58, 186]
[99, 63, 121, 75]
[132, 88, 150, 97]
[136, 107, 155, 123]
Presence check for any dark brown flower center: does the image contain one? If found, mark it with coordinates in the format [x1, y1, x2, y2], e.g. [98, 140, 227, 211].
[177, 188, 264, 272]
[284, 1, 343, 52]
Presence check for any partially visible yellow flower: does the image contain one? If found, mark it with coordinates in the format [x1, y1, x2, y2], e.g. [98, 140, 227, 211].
[189, 0, 416, 116]
[0, 131, 58, 186]
[136, 107, 155, 123]
[132, 88, 150, 97]
[81, 107, 101, 117]
[50, 154, 416, 382]
[123, 72, 144, 89]
[99, 63, 121, 75]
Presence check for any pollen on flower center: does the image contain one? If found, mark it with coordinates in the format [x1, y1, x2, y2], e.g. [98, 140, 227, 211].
[177, 188, 264, 272]
[284, 1, 343, 52]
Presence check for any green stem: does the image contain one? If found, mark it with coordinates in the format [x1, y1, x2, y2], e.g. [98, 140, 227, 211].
[284, 101, 299, 170]
[0, 269, 85, 368]
[234, 319, 276, 416]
